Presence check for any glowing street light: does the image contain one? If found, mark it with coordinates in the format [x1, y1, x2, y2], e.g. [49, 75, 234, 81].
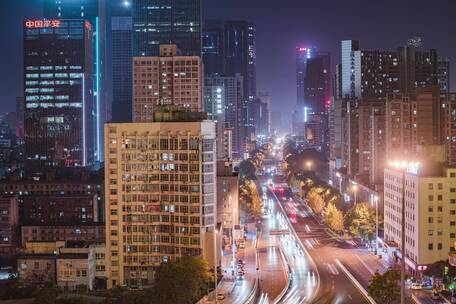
[351, 183, 358, 204]
[374, 195, 379, 255]
[305, 161, 313, 171]
[336, 172, 342, 193]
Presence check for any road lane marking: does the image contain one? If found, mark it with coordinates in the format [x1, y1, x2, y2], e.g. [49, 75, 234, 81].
[355, 254, 376, 276]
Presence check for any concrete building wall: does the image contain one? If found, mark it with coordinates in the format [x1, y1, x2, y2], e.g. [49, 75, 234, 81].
[133, 45, 202, 122]
[104, 121, 216, 288]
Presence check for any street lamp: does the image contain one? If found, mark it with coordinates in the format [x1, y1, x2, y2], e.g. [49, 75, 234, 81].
[389, 160, 420, 304]
[351, 183, 358, 204]
[336, 172, 342, 193]
[214, 228, 218, 303]
[374, 195, 379, 256]
[306, 161, 313, 171]
[230, 195, 236, 277]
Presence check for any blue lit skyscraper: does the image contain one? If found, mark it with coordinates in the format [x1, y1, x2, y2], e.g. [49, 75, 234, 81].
[132, 0, 202, 56]
[23, 19, 94, 169]
[111, 16, 132, 122]
[44, 0, 107, 163]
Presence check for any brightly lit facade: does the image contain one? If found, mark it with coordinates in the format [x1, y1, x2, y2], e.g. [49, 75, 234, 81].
[23, 19, 94, 168]
[104, 121, 217, 288]
[384, 159, 456, 273]
[133, 45, 202, 122]
[204, 74, 243, 159]
[44, 0, 108, 162]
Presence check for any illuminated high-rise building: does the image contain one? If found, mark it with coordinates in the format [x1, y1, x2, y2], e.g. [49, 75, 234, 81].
[44, 0, 107, 163]
[23, 19, 94, 168]
[111, 16, 133, 122]
[104, 118, 217, 288]
[296, 46, 317, 108]
[204, 74, 244, 159]
[341, 40, 438, 100]
[304, 52, 331, 114]
[438, 58, 450, 95]
[133, 45, 202, 122]
[294, 46, 330, 136]
[132, 0, 202, 57]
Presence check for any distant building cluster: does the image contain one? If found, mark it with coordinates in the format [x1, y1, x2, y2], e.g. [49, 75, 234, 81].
[328, 38, 455, 275]
[0, 0, 260, 292]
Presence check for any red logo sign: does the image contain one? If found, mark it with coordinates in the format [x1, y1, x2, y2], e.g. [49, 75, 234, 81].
[25, 19, 61, 29]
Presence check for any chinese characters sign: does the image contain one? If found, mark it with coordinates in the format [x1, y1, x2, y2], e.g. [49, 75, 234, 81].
[25, 19, 61, 29]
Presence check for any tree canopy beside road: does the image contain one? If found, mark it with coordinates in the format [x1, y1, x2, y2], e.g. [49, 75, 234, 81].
[284, 142, 379, 239]
[368, 268, 401, 304]
[344, 202, 378, 241]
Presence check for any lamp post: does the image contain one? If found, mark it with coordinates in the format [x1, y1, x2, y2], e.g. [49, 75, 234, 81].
[352, 184, 358, 204]
[214, 228, 218, 303]
[336, 172, 342, 193]
[374, 195, 379, 255]
[230, 195, 236, 276]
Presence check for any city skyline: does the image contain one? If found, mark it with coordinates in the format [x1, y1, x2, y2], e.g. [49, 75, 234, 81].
[1, 0, 455, 125]
[2, 1, 456, 303]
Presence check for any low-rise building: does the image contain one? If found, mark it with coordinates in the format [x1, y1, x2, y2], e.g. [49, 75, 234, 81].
[21, 194, 99, 225]
[384, 146, 456, 275]
[21, 224, 105, 245]
[216, 161, 239, 247]
[0, 195, 19, 254]
[18, 241, 106, 290]
[57, 253, 94, 291]
[17, 254, 56, 284]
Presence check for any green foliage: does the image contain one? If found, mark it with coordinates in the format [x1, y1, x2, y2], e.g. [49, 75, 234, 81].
[239, 159, 257, 180]
[33, 286, 59, 304]
[344, 202, 376, 241]
[368, 269, 401, 304]
[153, 256, 213, 304]
[324, 203, 344, 232]
[424, 260, 456, 278]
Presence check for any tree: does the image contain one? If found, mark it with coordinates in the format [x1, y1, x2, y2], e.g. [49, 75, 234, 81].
[239, 159, 257, 180]
[368, 269, 401, 304]
[424, 260, 456, 278]
[154, 256, 213, 304]
[306, 188, 325, 214]
[33, 286, 59, 304]
[324, 203, 344, 233]
[240, 180, 262, 216]
[344, 202, 376, 241]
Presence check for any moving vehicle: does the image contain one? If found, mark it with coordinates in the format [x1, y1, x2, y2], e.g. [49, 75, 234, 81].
[410, 282, 423, 290]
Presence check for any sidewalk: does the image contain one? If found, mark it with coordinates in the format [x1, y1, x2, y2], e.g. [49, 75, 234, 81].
[219, 229, 257, 304]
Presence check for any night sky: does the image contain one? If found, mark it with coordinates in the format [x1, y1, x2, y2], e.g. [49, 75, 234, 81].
[2, 0, 456, 125]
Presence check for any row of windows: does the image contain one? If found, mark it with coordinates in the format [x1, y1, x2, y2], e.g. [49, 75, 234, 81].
[25, 80, 81, 86]
[25, 65, 82, 71]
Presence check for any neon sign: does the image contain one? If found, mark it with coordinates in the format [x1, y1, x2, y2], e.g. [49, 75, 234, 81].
[25, 19, 61, 29]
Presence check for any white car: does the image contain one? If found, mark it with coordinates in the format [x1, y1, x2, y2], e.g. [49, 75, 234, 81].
[410, 282, 423, 290]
